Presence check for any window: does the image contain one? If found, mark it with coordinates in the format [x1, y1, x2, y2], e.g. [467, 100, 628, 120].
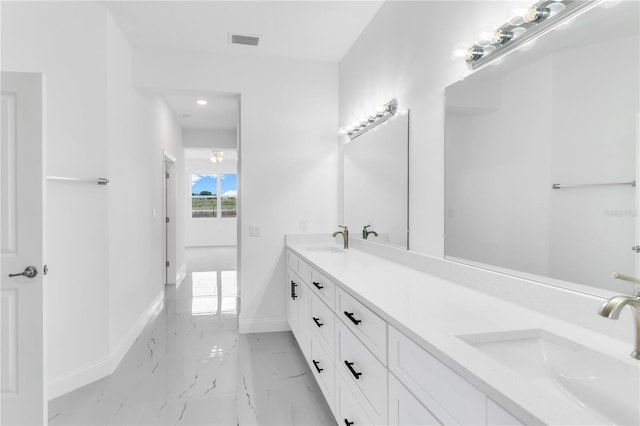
[191, 174, 217, 218]
[191, 173, 237, 219]
[220, 174, 237, 218]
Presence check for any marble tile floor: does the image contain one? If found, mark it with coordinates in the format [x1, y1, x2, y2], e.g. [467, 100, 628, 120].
[49, 247, 335, 425]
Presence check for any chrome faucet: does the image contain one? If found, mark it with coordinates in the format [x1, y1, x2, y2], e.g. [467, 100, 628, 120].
[362, 225, 378, 240]
[332, 225, 349, 249]
[598, 289, 640, 360]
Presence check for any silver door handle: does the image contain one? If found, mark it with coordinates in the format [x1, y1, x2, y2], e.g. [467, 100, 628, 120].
[8, 266, 38, 278]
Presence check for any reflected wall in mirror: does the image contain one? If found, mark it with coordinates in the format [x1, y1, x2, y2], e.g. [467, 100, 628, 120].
[344, 112, 409, 249]
[445, 1, 639, 294]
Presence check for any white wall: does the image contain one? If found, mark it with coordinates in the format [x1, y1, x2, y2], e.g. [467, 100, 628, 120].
[134, 49, 338, 332]
[2, 1, 111, 394]
[183, 128, 237, 149]
[339, 1, 508, 256]
[1, 2, 186, 398]
[106, 14, 185, 368]
[186, 158, 237, 247]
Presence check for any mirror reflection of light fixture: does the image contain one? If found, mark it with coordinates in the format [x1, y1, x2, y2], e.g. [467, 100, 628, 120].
[339, 98, 398, 141]
[210, 151, 224, 163]
[455, 0, 606, 70]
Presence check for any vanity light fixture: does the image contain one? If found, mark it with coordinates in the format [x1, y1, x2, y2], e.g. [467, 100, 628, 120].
[340, 98, 398, 141]
[210, 151, 223, 163]
[456, 0, 606, 70]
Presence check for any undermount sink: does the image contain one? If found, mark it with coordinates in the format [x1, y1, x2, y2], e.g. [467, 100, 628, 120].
[305, 246, 345, 254]
[459, 329, 640, 425]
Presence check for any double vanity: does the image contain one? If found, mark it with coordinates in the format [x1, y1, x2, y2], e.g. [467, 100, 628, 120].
[285, 234, 640, 425]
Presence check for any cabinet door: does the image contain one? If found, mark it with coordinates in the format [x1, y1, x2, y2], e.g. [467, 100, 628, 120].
[334, 370, 374, 426]
[389, 373, 441, 426]
[296, 282, 311, 361]
[287, 268, 300, 337]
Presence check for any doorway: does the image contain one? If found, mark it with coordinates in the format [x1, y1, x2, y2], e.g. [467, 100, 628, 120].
[164, 151, 177, 285]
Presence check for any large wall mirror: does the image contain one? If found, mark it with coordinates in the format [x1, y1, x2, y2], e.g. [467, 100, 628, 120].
[344, 112, 409, 249]
[445, 1, 639, 294]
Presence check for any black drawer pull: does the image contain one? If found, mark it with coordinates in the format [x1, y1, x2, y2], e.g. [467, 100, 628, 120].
[344, 360, 362, 379]
[312, 317, 324, 328]
[344, 420, 354, 426]
[343, 311, 361, 325]
[313, 281, 324, 290]
[290, 280, 297, 300]
[312, 359, 324, 373]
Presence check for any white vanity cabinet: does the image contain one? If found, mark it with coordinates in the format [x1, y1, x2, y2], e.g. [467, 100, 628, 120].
[285, 248, 523, 426]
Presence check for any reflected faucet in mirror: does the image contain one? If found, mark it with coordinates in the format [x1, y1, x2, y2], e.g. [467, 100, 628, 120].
[598, 280, 640, 360]
[332, 225, 349, 250]
[362, 225, 378, 240]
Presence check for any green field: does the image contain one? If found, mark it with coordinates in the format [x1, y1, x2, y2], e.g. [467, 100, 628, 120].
[192, 196, 236, 218]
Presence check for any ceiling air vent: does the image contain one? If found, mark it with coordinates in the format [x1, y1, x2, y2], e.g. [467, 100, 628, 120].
[230, 33, 260, 47]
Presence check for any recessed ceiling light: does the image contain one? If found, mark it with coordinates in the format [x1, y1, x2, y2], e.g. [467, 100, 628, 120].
[197, 99, 208, 105]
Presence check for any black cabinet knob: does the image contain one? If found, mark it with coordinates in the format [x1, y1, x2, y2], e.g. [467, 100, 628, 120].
[343, 311, 361, 325]
[344, 419, 354, 426]
[312, 359, 324, 373]
[344, 360, 362, 379]
[290, 280, 298, 300]
[312, 317, 324, 328]
[313, 281, 324, 290]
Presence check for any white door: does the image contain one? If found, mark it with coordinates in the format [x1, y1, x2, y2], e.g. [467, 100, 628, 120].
[636, 113, 640, 283]
[1, 72, 47, 425]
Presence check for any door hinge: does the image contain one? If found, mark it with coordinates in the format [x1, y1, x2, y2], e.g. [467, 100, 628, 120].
[43, 265, 48, 275]
[166, 261, 170, 267]
[165, 172, 170, 179]
[633, 246, 640, 253]
[166, 217, 170, 223]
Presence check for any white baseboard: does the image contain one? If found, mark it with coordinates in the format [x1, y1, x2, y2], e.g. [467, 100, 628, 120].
[109, 290, 165, 371]
[48, 290, 165, 400]
[48, 356, 111, 400]
[238, 317, 290, 334]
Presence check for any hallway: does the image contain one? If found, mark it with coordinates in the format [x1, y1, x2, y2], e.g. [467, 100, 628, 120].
[48, 247, 334, 425]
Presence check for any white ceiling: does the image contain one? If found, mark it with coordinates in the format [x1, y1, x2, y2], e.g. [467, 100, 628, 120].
[103, 1, 383, 131]
[163, 94, 239, 130]
[101, 1, 384, 63]
[185, 147, 237, 161]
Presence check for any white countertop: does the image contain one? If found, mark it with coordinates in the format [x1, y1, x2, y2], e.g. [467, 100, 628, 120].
[286, 235, 640, 425]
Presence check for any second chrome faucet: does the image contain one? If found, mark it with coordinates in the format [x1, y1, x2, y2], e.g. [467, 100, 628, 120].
[332, 225, 349, 249]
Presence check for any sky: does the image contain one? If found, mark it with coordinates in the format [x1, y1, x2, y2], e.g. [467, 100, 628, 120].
[191, 174, 237, 197]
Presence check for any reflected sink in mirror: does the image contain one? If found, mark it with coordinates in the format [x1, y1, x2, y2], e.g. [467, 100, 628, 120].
[305, 246, 346, 254]
[459, 329, 640, 425]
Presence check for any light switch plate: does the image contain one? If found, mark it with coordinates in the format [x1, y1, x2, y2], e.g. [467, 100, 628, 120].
[300, 219, 309, 232]
[249, 224, 262, 237]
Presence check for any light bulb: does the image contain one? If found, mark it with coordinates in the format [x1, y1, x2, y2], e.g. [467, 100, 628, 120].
[524, 6, 550, 23]
[547, 2, 566, 16]
[465, 46, 485, 62]
[492, 29, 514, 45]
[507, 8, 527, 25]
[451, 42, 470, 60]
[197, 99, 208, 105]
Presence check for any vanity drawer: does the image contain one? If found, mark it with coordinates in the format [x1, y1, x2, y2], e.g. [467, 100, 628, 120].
[286, 250, 309, 284]
[335, 369, 375, 426]
[336, 320, 387, 424]
[308, 291, 334, 354]
[336, 287, 387, 364]
[309, 337, 335, 412]
[309, 267, 335, 306]
[388, 326, 486, 425]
